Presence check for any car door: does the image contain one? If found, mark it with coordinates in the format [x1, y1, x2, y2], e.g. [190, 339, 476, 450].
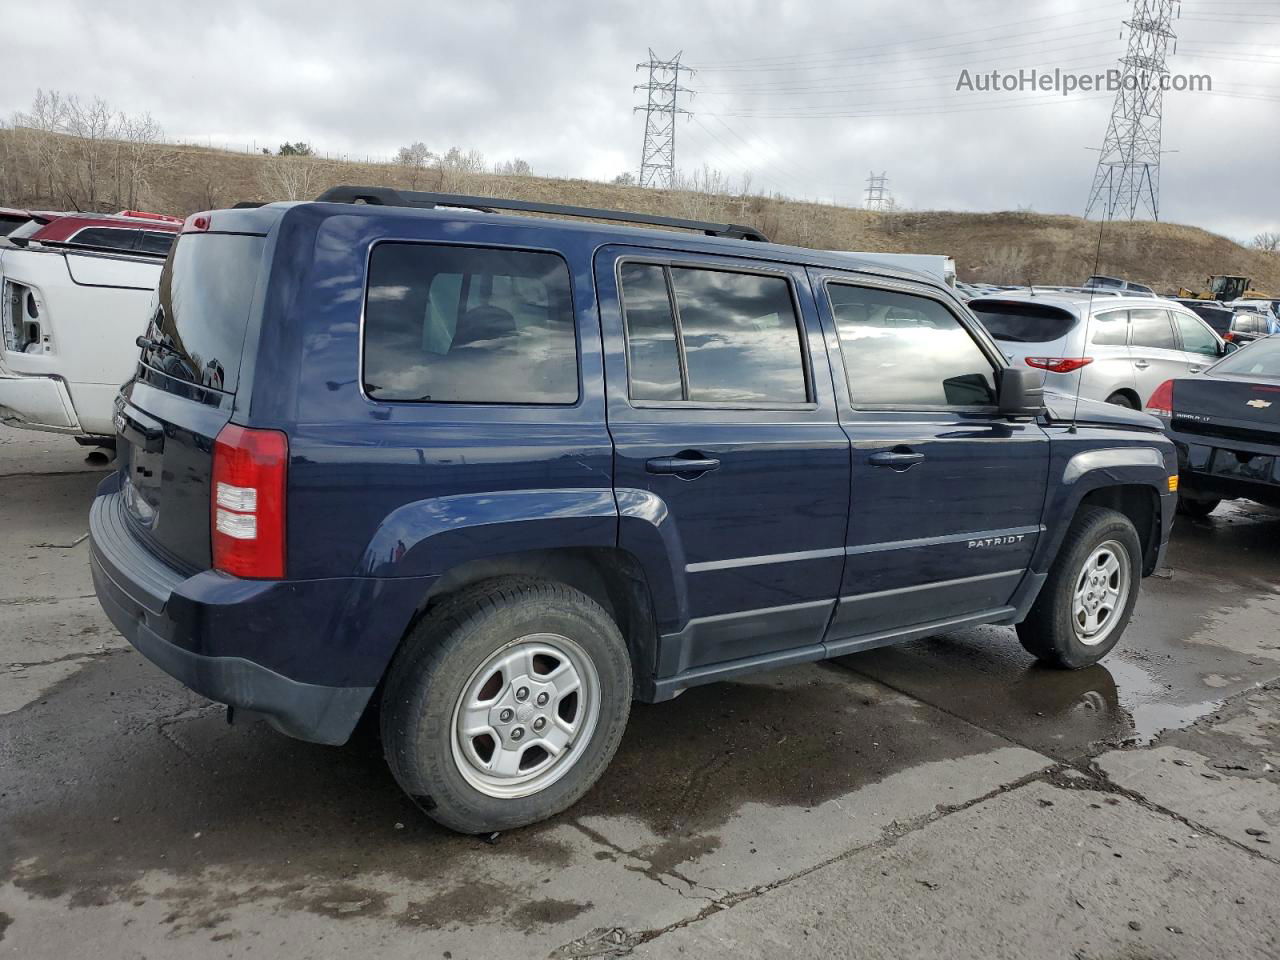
[1171, 310, 1224, 374]
[595, 246, 851, 678]
[1128, 308, 1186, 404]
[1078, 307, 1137, 403]
[809, 270, 1050, 651]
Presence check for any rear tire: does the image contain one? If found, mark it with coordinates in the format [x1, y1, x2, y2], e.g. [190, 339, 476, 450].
[1105, 392, 1137, 409]
[380, 577, 632, 834]
[1016, 507, 1142, 669]
[1176, 494, 1220, 519]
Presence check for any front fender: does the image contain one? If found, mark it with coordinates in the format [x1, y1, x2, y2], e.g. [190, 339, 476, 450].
[359, 488, 618, 578]
[1032, 432, 1176, 576]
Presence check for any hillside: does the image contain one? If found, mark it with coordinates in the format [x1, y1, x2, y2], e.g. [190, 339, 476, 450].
[4, 135, 1277, 293]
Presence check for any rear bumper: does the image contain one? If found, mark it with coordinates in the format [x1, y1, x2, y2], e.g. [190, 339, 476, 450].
[89, 475, 432, 745]
[0, 371, 82, 433]
[1171, 434, 1280, 507]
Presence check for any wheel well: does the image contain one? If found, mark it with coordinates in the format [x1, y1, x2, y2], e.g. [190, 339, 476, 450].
[1105, 388, 1140, 409]
[1079, 484, 1161, 574]
[411, 548, 659, 693]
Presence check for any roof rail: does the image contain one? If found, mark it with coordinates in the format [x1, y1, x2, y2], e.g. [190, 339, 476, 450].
[312, 185, 771, 242]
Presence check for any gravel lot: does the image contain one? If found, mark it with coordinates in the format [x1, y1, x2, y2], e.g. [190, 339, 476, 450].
[2, 424, 1278, 959]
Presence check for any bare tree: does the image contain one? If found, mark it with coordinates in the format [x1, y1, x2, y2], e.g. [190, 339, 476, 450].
[436, 146, 485, 192]
[258, 155, 321, 201]
[12, 89, 71, 204]
[63, 95, 118, 210]
[112, 111, 168, 210]
[611, 172, 636, 186]
[495, 157, 531, 177]
[1253, 231, 1280, 253]
[395, 141, 434, 189]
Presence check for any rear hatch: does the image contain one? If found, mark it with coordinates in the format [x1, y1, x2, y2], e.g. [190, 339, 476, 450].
[968, 299, 1077, 367]
[116, 223, 270, 572]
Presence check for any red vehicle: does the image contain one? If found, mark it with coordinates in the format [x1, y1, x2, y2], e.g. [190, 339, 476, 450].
[7, 210, 182, 255]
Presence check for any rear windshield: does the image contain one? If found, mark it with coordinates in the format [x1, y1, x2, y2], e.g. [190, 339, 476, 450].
[970, 301, 1077, 343]
[1213, 338, 1280, 380]
[143, 233, 266, 393]
[0, 214, 29, 235]
[362, 243, 578, 404]
[1188, 304, 1233, 335]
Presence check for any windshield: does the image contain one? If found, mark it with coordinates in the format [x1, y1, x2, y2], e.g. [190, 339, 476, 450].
[1213, 338, 1280, 380]
[970, 301, 1077, 343]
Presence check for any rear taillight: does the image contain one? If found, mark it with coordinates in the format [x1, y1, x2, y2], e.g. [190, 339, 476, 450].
[212, 424, 287, 579]
[1146, 379, 1175, 418]
[1223, 332, 1236, 342]
[182, 211, 212, 233]
[1025, 356, 1093, 374]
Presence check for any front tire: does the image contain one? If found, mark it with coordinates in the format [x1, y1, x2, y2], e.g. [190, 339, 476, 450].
[380, 578, 632, 834]
[1017, 507, 1142, 669]
[1105, 392, 1137, 409]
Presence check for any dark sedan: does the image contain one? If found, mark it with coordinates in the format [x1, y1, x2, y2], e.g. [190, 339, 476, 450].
[1145, 337, 1280, 517]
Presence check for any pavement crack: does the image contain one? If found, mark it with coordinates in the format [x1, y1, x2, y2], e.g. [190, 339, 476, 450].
[7, 649, 118, 669]
[0, 594, 97, 606]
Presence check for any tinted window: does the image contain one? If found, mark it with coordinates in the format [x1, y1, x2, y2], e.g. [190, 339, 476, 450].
[1173, 313, 1219, 356]
[69, 227, 139, 251]
[1187, 304, 1233, 336]
[619, 263, 682, 401]
[1213, 338, 1280, 379]
[970, 301, 1076, 343]
[146, 234, 266, 392]
[829, 285, 996, 407]
[668, 268, 807, 403]
[138, 231, 176, 255]
[1129, 309, 1178, 350]
[363, 244, 577, 404]
[1090, 310, 1129, 346]
[0, 214, 29, 235]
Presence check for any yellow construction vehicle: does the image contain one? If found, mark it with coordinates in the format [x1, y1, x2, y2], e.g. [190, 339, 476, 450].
[1177, 275, 1272, 302]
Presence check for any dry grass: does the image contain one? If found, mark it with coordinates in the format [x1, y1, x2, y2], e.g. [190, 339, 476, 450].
[5, 134, 1277, 294]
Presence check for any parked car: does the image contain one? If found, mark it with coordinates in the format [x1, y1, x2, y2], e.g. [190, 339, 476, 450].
[90, 188, 1177, 834]
[1227, 311, 1272, 346]
[1084, 275, 1155, 296]
[0, 212, 180, 439]
[1146, 336, 1280, 517]
[6, 210, 181, 256]
[970, 291, 1231, 409]
[0, 207, 61, 236]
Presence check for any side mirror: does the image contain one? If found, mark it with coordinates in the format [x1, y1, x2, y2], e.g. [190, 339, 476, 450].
[1222, 340, 1240, 355]
[997, 367, 1047, 420]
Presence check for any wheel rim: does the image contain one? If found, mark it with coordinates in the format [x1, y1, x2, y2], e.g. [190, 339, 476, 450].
[450, 633, 601, 799]
[1070, 540, 1131, 647]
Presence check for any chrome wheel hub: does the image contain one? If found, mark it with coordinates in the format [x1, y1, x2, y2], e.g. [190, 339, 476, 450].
[1071, 540, 1131, 647]
[451, 633, 600, 799]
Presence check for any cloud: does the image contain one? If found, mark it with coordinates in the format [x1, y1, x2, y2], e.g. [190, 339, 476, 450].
[3, 0, 1276, 239]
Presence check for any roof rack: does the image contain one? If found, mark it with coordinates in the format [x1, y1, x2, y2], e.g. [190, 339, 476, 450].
[312, 185, 771, 242]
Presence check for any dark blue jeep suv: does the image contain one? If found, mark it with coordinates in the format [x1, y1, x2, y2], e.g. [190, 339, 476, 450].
[90, 187, 1177, 832]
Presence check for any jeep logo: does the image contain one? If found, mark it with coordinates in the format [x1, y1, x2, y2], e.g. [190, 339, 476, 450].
[968, 535, 1026, 549]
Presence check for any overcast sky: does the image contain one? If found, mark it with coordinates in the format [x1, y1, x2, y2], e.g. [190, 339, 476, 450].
[6, 0, 1278, 241]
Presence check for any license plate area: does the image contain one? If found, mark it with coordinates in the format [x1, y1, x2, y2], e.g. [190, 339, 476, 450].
[1210, 448, 1276, 483]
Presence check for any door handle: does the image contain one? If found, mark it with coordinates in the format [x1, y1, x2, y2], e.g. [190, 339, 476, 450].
[868, 450, 924, 469]
[646, 455, 721, 476]
[1133, 359, 1150, 370]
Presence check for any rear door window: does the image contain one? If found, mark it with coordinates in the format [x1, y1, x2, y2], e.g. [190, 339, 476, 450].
[1129, 309, 1178, 350]
[68, 227, 140, 252]
[617, 263, 808, 404]
[138, 231, 176, 256]
[1173, 312, 1219, 356]
[363, 243, 578, 404]
[1090, 310, 1129, 345]
[828, 284, 997, 407]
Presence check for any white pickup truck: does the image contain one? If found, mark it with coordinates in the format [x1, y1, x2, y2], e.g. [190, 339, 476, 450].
[1, 223, 171, 439]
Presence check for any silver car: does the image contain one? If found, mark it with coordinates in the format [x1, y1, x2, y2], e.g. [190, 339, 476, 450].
[968, 291, 1231, 409]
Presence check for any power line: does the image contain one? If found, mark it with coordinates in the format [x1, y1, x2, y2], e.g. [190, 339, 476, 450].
[1084, 0, 1178, 222]
[634, 50, 694, 188]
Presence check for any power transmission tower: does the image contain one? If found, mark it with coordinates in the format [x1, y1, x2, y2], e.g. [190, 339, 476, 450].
[864, 171, 892, 211]
[1084, 0, 1178, 221]
[634, 50, 694, 188]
